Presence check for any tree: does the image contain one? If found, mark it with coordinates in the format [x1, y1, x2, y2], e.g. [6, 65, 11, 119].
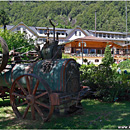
[0, 10, 9, 30]
[0, 29, 34, 52]
[0, 1, 129, 32]
[102, 44, 114, 67]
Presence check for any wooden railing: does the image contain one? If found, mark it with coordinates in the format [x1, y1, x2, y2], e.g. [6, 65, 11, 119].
[70, 53, 130, 59]
[71, 53, 105, 57]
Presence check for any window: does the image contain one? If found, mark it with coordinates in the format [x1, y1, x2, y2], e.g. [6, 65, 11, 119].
[44, 30, 47, 34]
[90, 49, 96, 54]
[79, 32, 81, 36]
[62, 33, 64, 35]
[99, 33, 102, 37]
[76, 48, 81, 54]
[123, 35, 126, 38]
[116, 49, 119, 54]
[43, 38, 46, 42]
[38, 39, 43, 42]
[50, 30, 53, 34]
[97, 49, 101, 54]
[75, 31, 77, 36]
[125, 49, 128, 54]
[95, 59, 99, 62]
[119, 35, 122, 38]
[17, 27, 20, 31]
[103, 34, 106, 38]
[115, 35, 118, 39]
[39, 30, 43, 34]
[78, 42, 86, 47]
[107, 34, 110, 38]
[83, 49, 88, 54]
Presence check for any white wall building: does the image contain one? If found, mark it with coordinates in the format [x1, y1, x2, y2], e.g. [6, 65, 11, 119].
[5, 22, 130, 48]
[89, 30, 130, 46]
[4, 22, 130, 65]
[5, 22, 90, 45]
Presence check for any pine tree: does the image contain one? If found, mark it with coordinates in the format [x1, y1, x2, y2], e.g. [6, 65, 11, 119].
[102, 45, 114, 67]
[0, 10, 9, 30]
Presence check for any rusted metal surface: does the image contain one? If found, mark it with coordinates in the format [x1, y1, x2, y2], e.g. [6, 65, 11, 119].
[0, 19, 89, 122]
[50, 93, 60, 106]
[40, 19, 62, 60]
[10, 74, 54, 121]
[0, 58, 80, 94]
[62, 59, 80, 92]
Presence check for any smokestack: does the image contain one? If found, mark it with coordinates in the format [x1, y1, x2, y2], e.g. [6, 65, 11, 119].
[49, 19, 55, 42]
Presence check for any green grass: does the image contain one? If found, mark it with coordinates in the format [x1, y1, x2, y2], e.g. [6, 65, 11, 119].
[62, 53, 77, 60]
[121, 69, 130, 73]
[0, 99, 130, 129]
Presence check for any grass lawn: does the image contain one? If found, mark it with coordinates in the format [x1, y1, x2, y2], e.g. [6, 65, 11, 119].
[62, 53, 77, 60]
[121, 69, 130, 73]
[0, 99, 130, 129]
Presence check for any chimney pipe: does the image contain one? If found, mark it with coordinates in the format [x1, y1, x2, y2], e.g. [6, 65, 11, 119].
[49, 19, 55, 42]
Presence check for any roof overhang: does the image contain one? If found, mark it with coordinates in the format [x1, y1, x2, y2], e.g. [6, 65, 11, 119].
[10, 22, 38, 36]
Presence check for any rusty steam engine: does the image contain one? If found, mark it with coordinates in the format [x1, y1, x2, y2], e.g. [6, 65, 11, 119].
[0, 20, 88, 122]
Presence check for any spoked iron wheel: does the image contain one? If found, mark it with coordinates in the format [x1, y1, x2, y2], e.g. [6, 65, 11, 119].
[0, 36, 9, 72]
[10, 74, 54, 122]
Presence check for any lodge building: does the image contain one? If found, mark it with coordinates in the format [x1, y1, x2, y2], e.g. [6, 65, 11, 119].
[2, 22, 130, 64]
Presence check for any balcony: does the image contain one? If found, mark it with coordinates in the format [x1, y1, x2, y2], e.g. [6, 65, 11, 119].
[71, 53, 105, 57]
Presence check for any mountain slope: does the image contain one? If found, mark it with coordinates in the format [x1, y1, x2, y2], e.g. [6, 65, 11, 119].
[0, 1, 128, 32]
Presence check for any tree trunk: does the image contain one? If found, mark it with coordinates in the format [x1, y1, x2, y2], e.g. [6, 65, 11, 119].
[4, 25, 6, 30]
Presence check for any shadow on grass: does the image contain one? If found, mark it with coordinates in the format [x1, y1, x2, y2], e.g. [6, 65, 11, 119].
[0, 99, 130, 129]
[0, 98, 10, 107]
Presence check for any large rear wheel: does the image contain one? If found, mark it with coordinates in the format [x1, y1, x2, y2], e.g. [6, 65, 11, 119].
[0, 36, 9, 72]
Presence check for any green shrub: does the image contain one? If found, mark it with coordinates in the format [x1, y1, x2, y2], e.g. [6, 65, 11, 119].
[80, 64, 130, 102]
[112, 63, 118, 70]
[118, 59, 130, 69]
[0, 29, 34, 52]
[102, 45, 114, 67]
[80, 46, 130, 102]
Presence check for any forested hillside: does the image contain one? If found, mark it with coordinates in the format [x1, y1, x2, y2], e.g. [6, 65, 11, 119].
[0, 1, 129, 32]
